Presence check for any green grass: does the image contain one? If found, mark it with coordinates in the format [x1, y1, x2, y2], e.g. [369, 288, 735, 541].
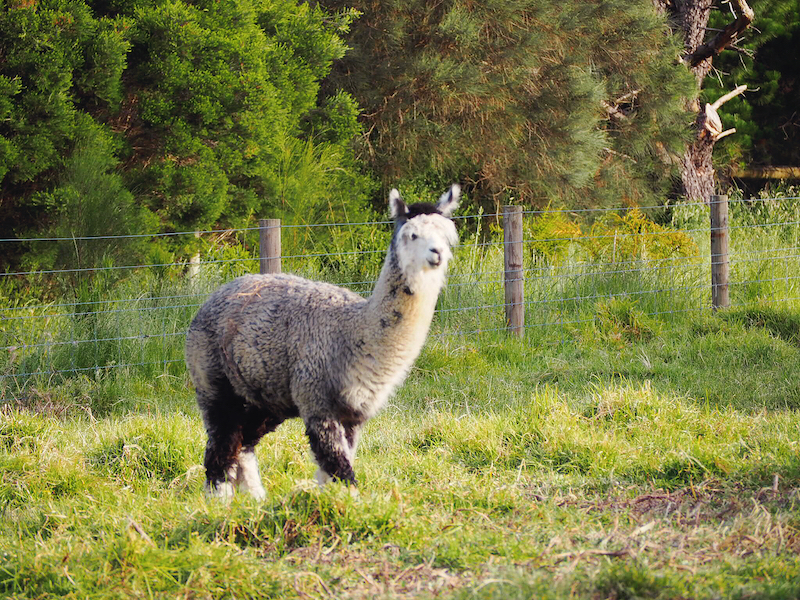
[3, 197, 800, 597]
[2, 308, 800, 599]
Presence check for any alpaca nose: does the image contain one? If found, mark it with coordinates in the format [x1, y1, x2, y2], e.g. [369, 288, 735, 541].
[428, 247, 443, 266]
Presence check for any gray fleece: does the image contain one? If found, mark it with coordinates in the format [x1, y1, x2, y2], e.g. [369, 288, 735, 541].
[185, 186, 459, 496]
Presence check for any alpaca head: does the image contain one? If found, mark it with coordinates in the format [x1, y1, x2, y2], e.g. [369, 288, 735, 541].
[389, 185, 460, 285]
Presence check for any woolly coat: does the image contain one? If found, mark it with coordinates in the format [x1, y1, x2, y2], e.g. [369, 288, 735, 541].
[185, 187, 459, 492]
[185, 254, 439, 430]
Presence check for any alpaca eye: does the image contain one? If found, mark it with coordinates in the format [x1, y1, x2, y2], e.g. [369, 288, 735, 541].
[410, 233, 418, 240]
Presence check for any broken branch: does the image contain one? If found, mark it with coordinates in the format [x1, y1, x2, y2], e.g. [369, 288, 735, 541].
[710, 84, 747, 110]
[685, 0, 754, 67]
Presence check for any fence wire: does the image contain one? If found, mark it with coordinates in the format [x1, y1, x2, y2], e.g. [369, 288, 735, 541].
[2, 197, 799, 389]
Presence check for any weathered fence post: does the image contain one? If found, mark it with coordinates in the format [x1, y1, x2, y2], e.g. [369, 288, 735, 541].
[710, 194, 729, 310]
[259, 218, 281, 275]
[188, 231, 201, 283]
[503, 205, 525, 337]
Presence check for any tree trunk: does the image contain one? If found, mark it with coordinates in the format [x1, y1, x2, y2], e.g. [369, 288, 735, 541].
[682, 129, 716, 203]
[653, 0, 754, 202]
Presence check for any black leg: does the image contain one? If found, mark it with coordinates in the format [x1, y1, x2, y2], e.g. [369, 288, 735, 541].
[197, 376, 248, 493]
[202, 402, 245, 492]
[241, 404, 282, 449]
[198, 376, 288, 498]
[305, 417, 357, 486]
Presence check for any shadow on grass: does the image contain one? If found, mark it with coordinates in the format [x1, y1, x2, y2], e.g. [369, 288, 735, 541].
[507, 311, 800, 412]
[720, 305, 800, 347]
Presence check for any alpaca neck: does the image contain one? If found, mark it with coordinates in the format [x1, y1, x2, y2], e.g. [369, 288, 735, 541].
[363, 249, 444, 353]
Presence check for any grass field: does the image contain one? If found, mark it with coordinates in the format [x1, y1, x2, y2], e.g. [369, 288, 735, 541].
[2, 304, 800, 599]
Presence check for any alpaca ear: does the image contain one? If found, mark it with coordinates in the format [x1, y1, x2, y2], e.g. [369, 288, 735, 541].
[437, 184, 460, 218]
[389, 189, 408, 220]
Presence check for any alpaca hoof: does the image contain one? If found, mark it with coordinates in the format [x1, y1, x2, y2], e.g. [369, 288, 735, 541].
[293, 479, 321, 493]
[247, 485, 267, 501]
[206, 480, 235, 501]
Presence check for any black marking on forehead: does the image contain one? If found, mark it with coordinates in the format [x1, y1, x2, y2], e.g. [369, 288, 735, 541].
[390, 199, 453, 249]
[393, 202, 444, 234]
[405, 202, 441, 219]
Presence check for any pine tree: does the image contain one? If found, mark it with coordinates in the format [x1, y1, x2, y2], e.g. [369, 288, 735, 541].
[320, 0, 696, 210]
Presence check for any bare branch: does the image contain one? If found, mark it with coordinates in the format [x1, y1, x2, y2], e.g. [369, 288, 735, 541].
[602, 147, 638, 163]
[613, 89, 642, 106]
[710, 84, 747, 110]
[714, 128, 737, 141]
[602, 89, 642, 122]
[700, 85, 747, 141]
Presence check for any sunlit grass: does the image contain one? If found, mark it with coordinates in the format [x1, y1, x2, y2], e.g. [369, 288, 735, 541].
[3, 308, 800, 598]
[2, 197, 800, 597]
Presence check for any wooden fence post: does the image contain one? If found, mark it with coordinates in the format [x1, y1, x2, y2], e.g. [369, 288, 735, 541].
[710, 194, 729, 310]
[259, 218, 281, 275]
[503, 205, 525, 337]
[187, 232, 201, 281]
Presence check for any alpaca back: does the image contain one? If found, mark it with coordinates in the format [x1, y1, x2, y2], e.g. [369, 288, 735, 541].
[186, 273, 365, 407]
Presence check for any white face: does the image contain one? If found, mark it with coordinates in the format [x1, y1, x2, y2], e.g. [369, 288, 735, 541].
[395, 214, 459, 275]
[388, 184, 460, 282]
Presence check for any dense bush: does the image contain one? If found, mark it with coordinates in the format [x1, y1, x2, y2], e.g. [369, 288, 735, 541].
[122, 0, 363, 237]
[0, 0, 367, 273]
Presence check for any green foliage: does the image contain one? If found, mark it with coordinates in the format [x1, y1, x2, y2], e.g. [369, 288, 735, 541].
[123, 0, 364, 238]
[23, 115, 156, 273]
[524, 210, 582, 264]
[0, 1, 137, 263]
[704, 0, 800, 171]
[321, 0, 696, 210]
[581, 209, 699, 262]
[77, 16, 132, 106]
[521, 207, 698, 269]
[0, 0, 369, 273]
[0, 1, 92, 185]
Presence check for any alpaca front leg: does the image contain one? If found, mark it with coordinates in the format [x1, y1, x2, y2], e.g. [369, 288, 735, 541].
[305, 417, 356, 486]
[344, 423, 363, 464]
[234, 447, 267, 500]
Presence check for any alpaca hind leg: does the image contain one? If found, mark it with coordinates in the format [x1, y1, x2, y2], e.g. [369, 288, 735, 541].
[233, 447, 266, 500]
[305, 417, 356, 486]
[197, 380, 246, 498]
[235, 411, 282, 500]
[203, 428, 242, 499]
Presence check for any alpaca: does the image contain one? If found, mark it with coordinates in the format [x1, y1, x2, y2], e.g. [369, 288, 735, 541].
[185, 185, 460, 498]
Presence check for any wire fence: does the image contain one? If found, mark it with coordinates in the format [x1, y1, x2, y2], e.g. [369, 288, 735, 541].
[2, 195, 799, 392]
